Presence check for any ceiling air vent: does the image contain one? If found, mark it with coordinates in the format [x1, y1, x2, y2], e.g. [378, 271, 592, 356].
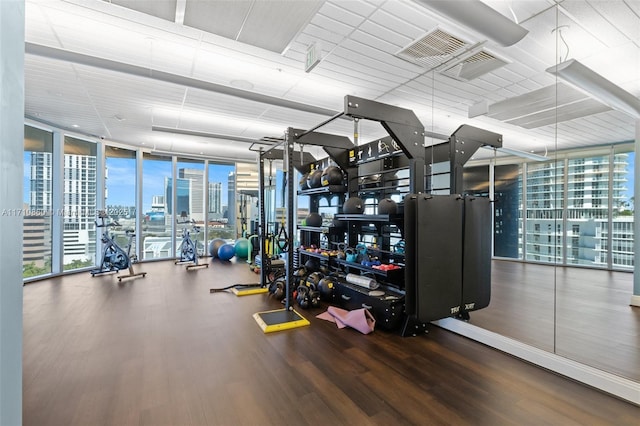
[397, 29, 508, 81]
[439, 49, 508, 82]
[396, 28, 470, 70]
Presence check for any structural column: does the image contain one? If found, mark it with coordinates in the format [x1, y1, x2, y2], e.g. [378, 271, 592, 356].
[0, 1, 25, 424]
[633, 119, 640, 307]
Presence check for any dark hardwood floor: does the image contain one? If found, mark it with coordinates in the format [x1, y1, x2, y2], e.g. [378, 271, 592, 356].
[469, 261, 640, 382]
[23, 259, 639, 426]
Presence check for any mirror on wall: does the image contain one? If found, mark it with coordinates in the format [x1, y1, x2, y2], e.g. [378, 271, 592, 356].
[454, 3, 639, 384]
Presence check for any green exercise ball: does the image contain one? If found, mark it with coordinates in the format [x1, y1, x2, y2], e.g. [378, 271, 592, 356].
[234, 238, 250, 258]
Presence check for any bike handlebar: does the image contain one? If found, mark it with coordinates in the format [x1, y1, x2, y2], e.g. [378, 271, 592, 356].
[95, 219, 121, 228]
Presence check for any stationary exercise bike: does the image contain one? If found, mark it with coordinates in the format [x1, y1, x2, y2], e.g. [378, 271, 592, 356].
[175, 211, 208, 270]
[91, 210, 146, 281]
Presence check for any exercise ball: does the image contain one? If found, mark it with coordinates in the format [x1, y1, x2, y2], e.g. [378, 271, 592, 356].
[234, 238, 250, 258]
[209, 238, 226, 258]
[343, 197, 364, 214]
[378, 198, 398, 215]
[321, 166, 343, 186]
[218, 243, 236, 261]
[307, 169, 323, 188]
[305, 212, 322, 227]
[299, 172, 310, 190]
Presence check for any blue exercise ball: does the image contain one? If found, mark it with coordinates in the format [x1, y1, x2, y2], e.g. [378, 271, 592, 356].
[218, 243, 236, 261]
[235, 238, 250, 258]
[209, 238, 226, 258]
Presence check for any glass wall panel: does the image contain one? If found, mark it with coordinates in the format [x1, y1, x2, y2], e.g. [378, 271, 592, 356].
[63, 136, 97, 270]
[494, 164, 522, 259]
[524, 161, 564, 264]
[142, 153, 172, 260]
[235, 162, 260, 238]
[462, 165, 489, 196]
[611, 148, 634, 270]
[207, 162, 237, 244]
[23, 125, 54, 278]
[175, 158, 205, 257]
[565, 155, 610, 268]
[104, 146, 137, 258]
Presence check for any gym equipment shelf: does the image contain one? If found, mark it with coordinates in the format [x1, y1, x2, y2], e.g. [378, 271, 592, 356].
[297, 184, 346, 196]
[297, 225, 328, 233]
[333, 258, 404, 281]
[298, 249, 335, 260]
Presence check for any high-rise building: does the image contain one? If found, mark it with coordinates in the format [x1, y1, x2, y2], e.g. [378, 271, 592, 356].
[29, 151, 97, 266]
[208, 181, 222, 219]
[522, 154, 632, 267]
[178, 168, 204, 221]
[227, 171, 236, 229]
[62, 153, 97, 264]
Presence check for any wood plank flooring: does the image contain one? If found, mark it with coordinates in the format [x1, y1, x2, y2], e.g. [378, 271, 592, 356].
[469, 261, 640, 382]
[23, 259, 639, 425]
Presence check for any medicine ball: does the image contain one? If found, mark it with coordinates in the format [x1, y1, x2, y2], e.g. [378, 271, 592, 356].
[307, 169, 323, 188]
[330, 217, 344, 229]
[317, 277, 335, 301]
[305, 212, 322, 227]
[377, 198, 398, 215]
[343, 197, 364, 214]
[321, 166, 343, 186]
[299, 172, 310, 190]
[304, 258, 320, 272]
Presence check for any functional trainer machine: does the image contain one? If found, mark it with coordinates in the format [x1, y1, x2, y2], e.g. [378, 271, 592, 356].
[91, 210, 146, 281]
[175, 211, 208, 270]
[260, 95, 501, 336]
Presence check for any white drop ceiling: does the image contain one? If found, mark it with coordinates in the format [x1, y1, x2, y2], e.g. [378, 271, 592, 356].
[23, 0, 640, 162]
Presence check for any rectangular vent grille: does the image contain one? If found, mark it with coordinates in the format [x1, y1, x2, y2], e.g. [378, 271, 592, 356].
[440, 50, 508, 82]
[397, 29, 508, 81]
[396, 29, 470, 69]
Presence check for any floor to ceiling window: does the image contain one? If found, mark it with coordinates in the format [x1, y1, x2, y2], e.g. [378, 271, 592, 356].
[176, 158, 205, 256]
[207, 162, 238, 242]
[610, 148, 634, 270]
[493, 164, 522, 259]
[142, 153, 172, 260]
[23, 125, 54, 278]
[104, 146, 137, 258]
[63, 136, 97, 271]
[524, 160, 565, 263]
[565, 155, 611, 268]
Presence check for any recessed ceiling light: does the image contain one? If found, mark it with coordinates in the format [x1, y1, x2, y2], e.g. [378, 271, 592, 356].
[114, 114, 126, 122]
[72, 124, 79, 128]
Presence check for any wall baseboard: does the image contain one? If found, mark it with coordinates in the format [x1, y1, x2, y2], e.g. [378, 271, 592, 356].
[433, 318, 640, 406]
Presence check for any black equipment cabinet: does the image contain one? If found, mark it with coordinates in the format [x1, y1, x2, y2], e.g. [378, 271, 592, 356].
[332, 279, 405, 330]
